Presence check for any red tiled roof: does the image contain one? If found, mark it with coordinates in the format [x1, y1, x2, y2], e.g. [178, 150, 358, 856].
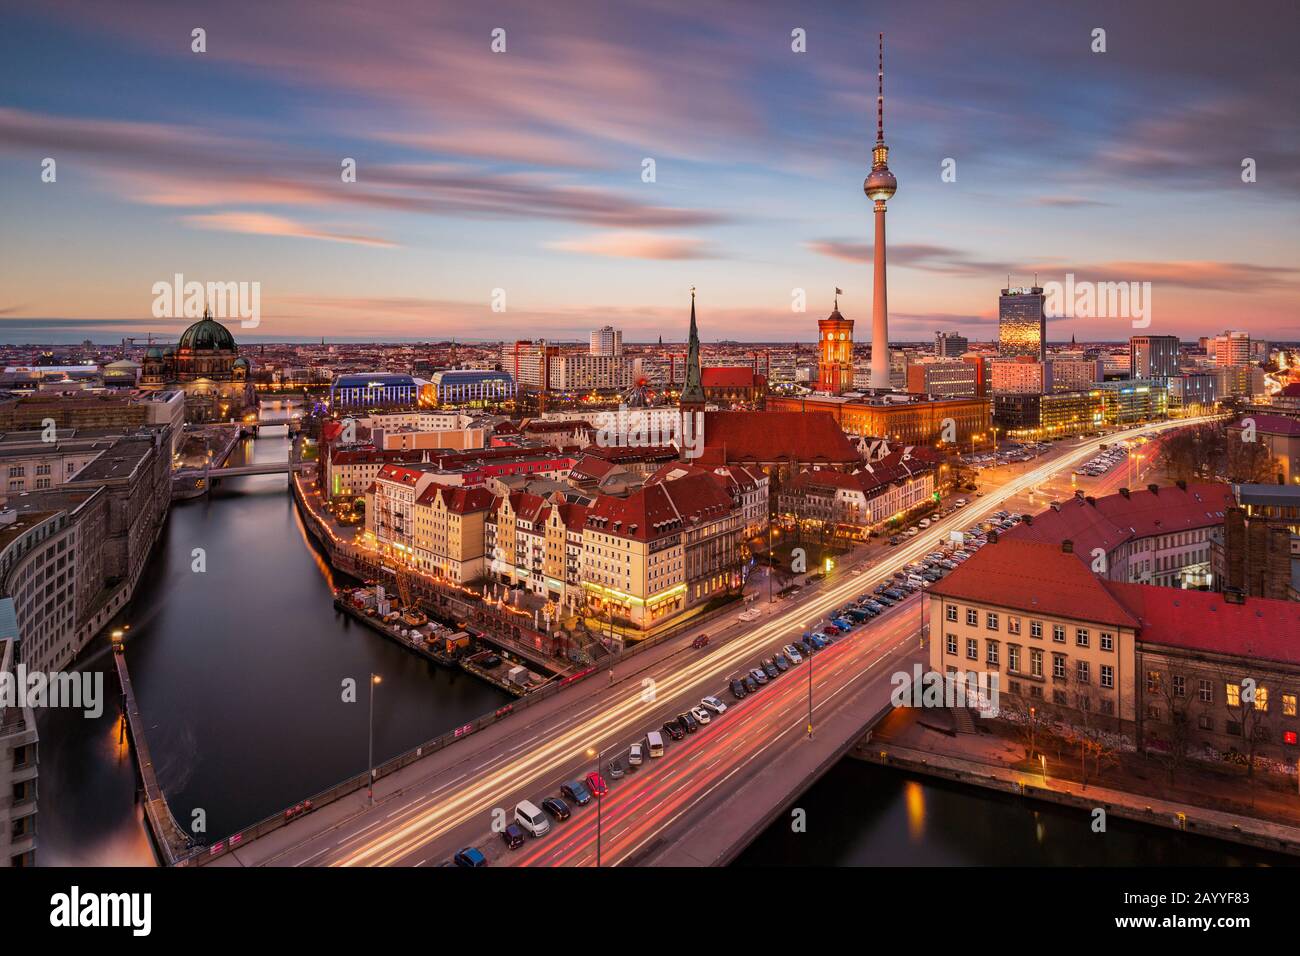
[332, 449, 424, 466]
[701, 411, 860, 464]
[553, 501, 589, 529]
[375, 464, 428, 486]
[1105, 583, 1300, 667]
[928, 539, 1141, 629]
[1005, 483, 1232, 558]
[585, 471, 733, 542]
[1229, 414, 1300, 436]
[583, 444, 679, 463]
[701, 366, 757, 388]
[417, 484, 494, 513]
[569, 454, 620, 481]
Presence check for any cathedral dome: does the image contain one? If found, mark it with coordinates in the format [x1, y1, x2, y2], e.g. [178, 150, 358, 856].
[178, 315, 237, 352]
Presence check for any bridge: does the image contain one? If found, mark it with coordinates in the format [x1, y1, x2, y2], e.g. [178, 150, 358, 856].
[174, 460, 312, 479]
[182, 416, 1211, 867]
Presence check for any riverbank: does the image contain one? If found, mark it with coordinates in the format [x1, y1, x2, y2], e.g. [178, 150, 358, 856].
[857, 708, 1300, 858]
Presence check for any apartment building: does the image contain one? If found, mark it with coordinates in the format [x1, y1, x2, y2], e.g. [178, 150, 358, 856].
[0, 611, 38, 867]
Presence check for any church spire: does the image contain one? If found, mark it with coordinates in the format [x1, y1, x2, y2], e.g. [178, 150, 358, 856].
[679, 286, 705, 410]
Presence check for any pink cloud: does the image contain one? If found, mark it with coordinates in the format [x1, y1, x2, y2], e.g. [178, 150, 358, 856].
[547, 231, 718, 260]
[182, 212, 397, 248]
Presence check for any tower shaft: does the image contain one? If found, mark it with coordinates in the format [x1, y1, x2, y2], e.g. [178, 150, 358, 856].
[870, 203, 890, 388]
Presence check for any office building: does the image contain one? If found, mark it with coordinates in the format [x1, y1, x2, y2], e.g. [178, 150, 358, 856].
[1130, 335, 1180, 379]
[998, 286, 1047, 363]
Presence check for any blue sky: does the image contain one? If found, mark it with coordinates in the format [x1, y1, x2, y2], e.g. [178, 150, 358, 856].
[1, 0, 1297, 344]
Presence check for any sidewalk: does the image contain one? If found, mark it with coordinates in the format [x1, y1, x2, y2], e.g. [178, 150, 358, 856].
[862, 710, 1300, 857]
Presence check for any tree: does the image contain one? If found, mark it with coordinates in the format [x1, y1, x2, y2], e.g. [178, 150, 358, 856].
[1219, 667, 1271, 780]
[1149, 666, 1194, 784]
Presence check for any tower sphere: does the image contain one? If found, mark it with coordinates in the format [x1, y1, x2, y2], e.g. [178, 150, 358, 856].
[864, 167, 897, 202]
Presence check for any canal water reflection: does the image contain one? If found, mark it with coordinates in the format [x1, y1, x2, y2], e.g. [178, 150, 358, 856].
[735, 759, 1295, 866]
[36, 422, 510, 865]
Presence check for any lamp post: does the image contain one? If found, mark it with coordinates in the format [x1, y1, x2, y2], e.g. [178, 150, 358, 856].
[367, 673, 382, 804]
[586, 746, 603, 866]
[806, 622, 814, 738]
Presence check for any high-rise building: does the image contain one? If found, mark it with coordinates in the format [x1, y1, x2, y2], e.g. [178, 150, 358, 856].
[998, 285, 1047, 362]
[1050, 358, 1103, 393]
[934, 331, 968, 357]
[906, 359, 978, 399]
[1213, 329, 1251, 368]
[865, 34, 898, 389]
[816, 296, 854, 394]
[1129, 335, 1180, 379]
[590, 326, 622, 357]
[990, 358, 1050, 395]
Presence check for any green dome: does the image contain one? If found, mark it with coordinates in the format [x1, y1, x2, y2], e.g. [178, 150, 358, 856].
[179, 316, 237, 351]
[145, 346, 163, 359]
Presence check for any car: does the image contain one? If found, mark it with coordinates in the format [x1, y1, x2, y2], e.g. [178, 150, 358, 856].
[865, 601, 885, 612]
[691, 633, 711, 649]
[905, 527, 919, 536]
[955, 499, 967, 507]
[823, 624, 842, 636]
[560, 780, 592, 806]
[540, 796, 570, 821]
[874, 594, 894, 606]
[750, 667, 769, 685]
[833, 617, 854, 630]
[585, 772, 608, 797]
[807, 634, 827, 651]
[889, 535, 902, 545]
[662, 720, 685, 740]
[454, 847, 487, 867]
[743, 675, 759, 694]
[608, 760, 626, 779]
[762, 659, 779, 679]
[783, 644, 804, 664]
[773, 654, 790, 672]
[501, 824, 526, 850]
[730, 679, 748, 700]
[628, 743, 643, 766]
[690, 705, 711, 725]
[677, 711, 699, 733]
[701, 695, 728, 715]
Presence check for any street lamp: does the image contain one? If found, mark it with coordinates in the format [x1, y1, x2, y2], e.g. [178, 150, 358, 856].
[367, 673, 382, 804]
[586, 745, 603, 866]
[806, 622, 814, 738]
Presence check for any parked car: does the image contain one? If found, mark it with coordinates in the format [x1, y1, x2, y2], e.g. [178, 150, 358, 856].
[541, 797, 570, 821]
[608, 760, 626, 779]
[677, 711, 699, 733]
[749, 667, 769, 685]
[585, 772, 608, 797]
[823, 624, 842, 636]
[762, 659, 779, 679]
[690, 705, 711, 726]
[560, 780, 592, 806]
[783, 644, 804, 664]
[743, 675, 759, 694]
[730, 678, 747, 700]
[807, 634, 827, 651]
[501, 824, 526, 850]
[773, 654, 790, 672]
[701, 695, 728, 715]
[628, 743, 643, 766]
[454, 847, 487, 867]
[662, 720, 685, 741]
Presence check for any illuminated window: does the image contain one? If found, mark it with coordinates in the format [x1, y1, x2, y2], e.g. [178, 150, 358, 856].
[1255, 687, 1269, 712]
[1285, 694, 1297, 717]
[1226, 683, 1240, 707]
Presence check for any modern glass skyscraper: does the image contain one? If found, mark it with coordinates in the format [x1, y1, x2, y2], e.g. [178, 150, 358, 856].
[1129, 335, 1180, 379]
[998, 286, 1046, 363]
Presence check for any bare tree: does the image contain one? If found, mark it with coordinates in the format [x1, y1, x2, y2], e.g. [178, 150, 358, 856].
[1217, 665, 1271, 780]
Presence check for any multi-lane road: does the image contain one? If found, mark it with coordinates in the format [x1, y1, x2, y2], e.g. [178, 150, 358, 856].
[226, 416, 1209, 868]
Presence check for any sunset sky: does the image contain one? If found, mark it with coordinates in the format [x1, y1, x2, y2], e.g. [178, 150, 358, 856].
[1, 0, 1297, 344]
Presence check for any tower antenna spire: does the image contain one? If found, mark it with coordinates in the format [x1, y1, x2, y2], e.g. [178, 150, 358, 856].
[876, 32, 885, 145]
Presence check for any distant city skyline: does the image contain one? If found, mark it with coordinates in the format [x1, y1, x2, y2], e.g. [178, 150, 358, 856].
[2, 0, 1297, 345]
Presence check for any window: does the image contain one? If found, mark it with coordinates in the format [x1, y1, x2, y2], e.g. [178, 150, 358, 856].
[1226, 684, 1241, 707]
[1030, 619, 1043, 639]
[1226, 720, 1242, 737]
[946, 633, 957, 655]
[1100, 632, 1114, 652]
[1284, 694, 1297, 718]
[1053, 690, 1067, 705]
[1285, 731, 1298, 746]
[966, 608, 977, 626]
[1172, 675, 1186, 698]
[1031, 648, 1043, 678]
[1199, 679, 1212, 703]
[986, 612, 999, 631]
[1100, 699, 1114, 716]
[1076, 660, 1090, 684]
[1030, 684, 1043, 699]
[946, 604, 957, 622]
[1052, 655, 1066, 680]
[1255, 687, 1269, 712]
[1052, 624, 1065, 643]
[1198, 714, 1213, 731]
[1075, 628, 1089, 648]
[966, 638, 978, 661]
[1147, 671, 1161, 693]
[1008, 645, 1020, 673]
[1100, 664, 1113, 689]
[986, 641, 999, 666]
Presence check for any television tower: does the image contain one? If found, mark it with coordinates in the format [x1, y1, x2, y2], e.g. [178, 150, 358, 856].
[865, 32, 898, 389]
